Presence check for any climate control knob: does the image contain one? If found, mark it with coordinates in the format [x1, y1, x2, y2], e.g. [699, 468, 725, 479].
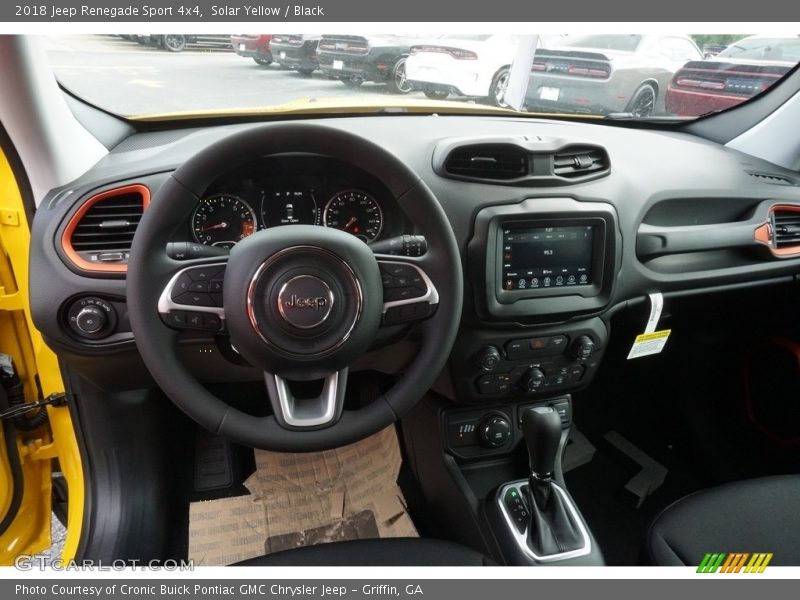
[478, 414, 512, 448]
[474, 346, 502, 371]
[570, 335, 595, 360]
[75, 306, 106, 334]
[521, 368, 546, 392]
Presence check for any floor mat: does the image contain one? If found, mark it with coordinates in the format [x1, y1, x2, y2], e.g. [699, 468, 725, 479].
[187, 426, 417, 565]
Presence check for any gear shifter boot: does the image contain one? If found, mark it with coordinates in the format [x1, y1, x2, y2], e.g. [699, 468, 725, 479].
[524, 481, 584, 556]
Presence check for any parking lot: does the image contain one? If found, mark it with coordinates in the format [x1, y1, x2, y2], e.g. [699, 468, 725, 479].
[43, 35, 431, 116]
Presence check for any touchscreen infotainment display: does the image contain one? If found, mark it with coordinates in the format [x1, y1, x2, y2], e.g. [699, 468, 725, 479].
[502, 225, 594, 291]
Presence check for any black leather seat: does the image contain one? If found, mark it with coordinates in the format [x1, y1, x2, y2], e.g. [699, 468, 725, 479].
[648, 475, 800, 566]
[234, 538, 494, 566]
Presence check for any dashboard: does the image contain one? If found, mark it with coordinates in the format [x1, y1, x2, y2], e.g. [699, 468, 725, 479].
[28, 114, 800, 431]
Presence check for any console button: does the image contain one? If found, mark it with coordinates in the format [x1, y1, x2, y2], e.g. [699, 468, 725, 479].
[479, 415, 512, 448]
[551, 401, 570, 425]
[548, 335, 568, 352]
[568, 365, 585, 381]
[529, 337, 549, 352]
[506, 339, 528, 360]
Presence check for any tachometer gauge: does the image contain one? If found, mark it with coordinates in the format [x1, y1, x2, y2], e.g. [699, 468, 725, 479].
[323, 190, 384, 243]
[261, 189, 320, 227]
[192, 194, 257, 248]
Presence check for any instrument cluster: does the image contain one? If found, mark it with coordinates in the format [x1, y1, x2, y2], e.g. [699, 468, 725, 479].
[187, 157, 391, 248]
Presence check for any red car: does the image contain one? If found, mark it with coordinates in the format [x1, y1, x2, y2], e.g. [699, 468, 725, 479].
[230, 34, 273, 66]
[666, 36, 800, 117]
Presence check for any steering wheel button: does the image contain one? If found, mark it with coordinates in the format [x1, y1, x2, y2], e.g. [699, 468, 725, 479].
[189, 281, 209, 293]
[208, 280, 223, 293]
[203, 313, 223, 331]
[164, 311, 187, 328]
[189, 267, 223, 282]
[381, 274, 395, 288]
[171, 273, 194, 299]
[210, 293, 224, 307]
[175, 292, 215, 307]
[186, 313, 204, 329]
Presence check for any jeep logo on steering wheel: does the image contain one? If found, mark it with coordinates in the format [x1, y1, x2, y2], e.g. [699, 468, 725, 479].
[277, 275, 335, 329]
[284, 295, 328, 309]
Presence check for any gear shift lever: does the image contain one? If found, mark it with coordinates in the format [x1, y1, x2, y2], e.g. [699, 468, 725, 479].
[518, 406, 584, 556]
[521, 406, 562, 479]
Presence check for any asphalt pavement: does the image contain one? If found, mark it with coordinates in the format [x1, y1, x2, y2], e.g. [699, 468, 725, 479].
[43, 35, 425, 116]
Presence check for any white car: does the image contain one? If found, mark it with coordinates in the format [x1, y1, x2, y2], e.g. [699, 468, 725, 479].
[405, 34, 519, 105]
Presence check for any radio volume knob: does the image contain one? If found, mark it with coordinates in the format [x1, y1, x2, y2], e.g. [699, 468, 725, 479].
[474, 346, 502, 371]
[75, 306, 106, 334]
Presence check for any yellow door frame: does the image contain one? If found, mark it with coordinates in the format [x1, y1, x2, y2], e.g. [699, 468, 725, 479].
[0, 141, 85, 564]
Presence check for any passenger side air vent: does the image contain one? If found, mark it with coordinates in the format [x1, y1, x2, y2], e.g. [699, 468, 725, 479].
[444, 144, 529, 181]
[773, 209, 800, 249]
[61, 184, 150, 273]
[749, 172, 796, 186]
[553, 146, 609, 179]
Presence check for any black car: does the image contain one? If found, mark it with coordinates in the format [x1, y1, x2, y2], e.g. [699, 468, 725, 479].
[317, 34, 423, 93]
[270, 34, 320, 75]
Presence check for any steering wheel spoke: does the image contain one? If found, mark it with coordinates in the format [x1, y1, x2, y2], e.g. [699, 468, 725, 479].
[157, 259, 228, 333]
[265, 368, 349, 430]
[375, 254, 440, 327]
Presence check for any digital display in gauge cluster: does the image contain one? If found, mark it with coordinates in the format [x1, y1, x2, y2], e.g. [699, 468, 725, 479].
[261, 189, 320, 227]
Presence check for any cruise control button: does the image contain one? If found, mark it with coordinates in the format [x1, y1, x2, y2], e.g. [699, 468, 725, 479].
[387, 286, 425, 301]
[381, 263, 416, 278]
[170, 273, 194, 299]
[174, 292, 215, 307]
[188, 267, 223, 282]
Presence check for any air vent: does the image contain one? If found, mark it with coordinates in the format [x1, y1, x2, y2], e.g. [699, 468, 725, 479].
[445, 144, 528, 180]
[61, 184, 150, 273]
[773, 209, 800, 249]
[553, 146, 608, 179]
[749, 172, 795, 186]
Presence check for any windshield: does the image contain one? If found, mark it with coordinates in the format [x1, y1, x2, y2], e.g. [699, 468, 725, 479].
[44, 33, 799, 121]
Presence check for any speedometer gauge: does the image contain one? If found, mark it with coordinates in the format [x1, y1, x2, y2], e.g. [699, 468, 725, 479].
[323, 190, 384, 243]
[192, 194, 257, 248]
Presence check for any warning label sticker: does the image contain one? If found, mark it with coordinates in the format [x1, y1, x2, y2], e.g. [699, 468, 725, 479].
[627, 330, 671, 360]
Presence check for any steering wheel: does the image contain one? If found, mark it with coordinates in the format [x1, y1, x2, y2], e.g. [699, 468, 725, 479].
[127, 123, 463, 451]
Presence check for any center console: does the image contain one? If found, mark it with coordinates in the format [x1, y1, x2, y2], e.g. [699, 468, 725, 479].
[405, 197, 619, 565]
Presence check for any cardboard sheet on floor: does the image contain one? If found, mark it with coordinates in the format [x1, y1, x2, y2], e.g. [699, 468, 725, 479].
[187, 426, 417, 565]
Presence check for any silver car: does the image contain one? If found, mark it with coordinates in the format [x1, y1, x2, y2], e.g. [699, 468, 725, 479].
[525, 34, 702, 117]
